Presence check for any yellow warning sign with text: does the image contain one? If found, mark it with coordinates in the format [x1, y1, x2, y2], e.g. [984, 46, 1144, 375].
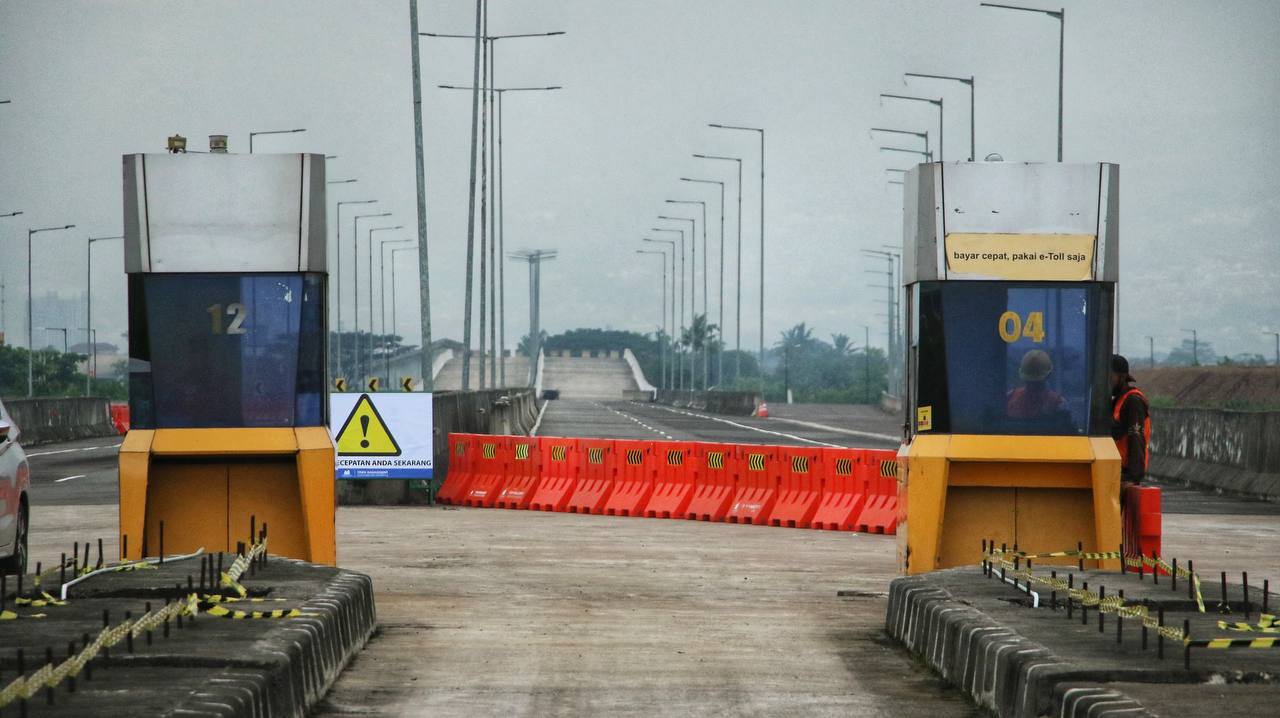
[334, 394, 401, 456]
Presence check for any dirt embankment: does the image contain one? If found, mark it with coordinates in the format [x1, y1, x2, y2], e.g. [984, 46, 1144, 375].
[1133, 366, 1280, 409]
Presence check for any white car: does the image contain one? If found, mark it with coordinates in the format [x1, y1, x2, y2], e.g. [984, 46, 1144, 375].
[0, 398, 30, 576]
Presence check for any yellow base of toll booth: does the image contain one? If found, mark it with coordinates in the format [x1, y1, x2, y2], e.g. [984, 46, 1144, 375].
[897, 435, 1121, 575]
[119, 427, 336, 565]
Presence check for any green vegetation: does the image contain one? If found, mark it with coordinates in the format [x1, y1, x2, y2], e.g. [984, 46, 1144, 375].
[0, 344, 124, 399]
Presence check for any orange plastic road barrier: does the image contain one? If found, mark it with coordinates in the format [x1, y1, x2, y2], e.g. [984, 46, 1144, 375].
[462, 436, 506, 507]
[110, 402, 131, 434]
[812, 448, 869, 531]
[1122, 484, 1162, 569]
[770, 446, 824, 528]
[643, 441, 697, 518]
[438, 434, 477, 505]
[528, 437, 579, 512]
[602, 440, 655, 516]
[684, 443, 737, 521]
[854, 451, 899, 534]
[495, 438, 542, 509]
[565, 439, 615, 514]
[727, 445, 780, 525]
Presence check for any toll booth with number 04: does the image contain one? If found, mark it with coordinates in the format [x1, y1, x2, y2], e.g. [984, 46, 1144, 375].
[118, 151, 336, 564]
[897, 162, 1122, 575]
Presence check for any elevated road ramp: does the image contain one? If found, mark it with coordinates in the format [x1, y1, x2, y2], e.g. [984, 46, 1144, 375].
[541, 353, 639, 400]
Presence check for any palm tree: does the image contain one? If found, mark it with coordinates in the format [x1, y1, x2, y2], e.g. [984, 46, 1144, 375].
[831, 333, 856, 357]
[679, 313, 719, 390]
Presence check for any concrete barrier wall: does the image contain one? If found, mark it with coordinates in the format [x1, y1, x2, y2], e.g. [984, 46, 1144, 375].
[653, 389, 758, 416]
[1148, 407, 1280, 501]
[339, 388, 538, 506]
[5, 397, 118, 445]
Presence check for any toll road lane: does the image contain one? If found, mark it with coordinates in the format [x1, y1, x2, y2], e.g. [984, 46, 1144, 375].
[605, 401, 902, 449]
[23, 434, 122, 506]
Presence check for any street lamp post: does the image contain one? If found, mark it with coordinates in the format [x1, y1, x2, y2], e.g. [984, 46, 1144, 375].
[380, 238, 415, 382]
[643, 238, 677, 389]
[1265, 331, 1280, 367]
[367, 226, 404, 379]
[248, 128, 305, 153]
[87, 234, 123, 396]
[904, 72, 976, 161]
[871, 127, 930, 160]
[1181, 328, 1199, 366]
[708, 124, 765, 395]
[880, 94, 943, 161]
[43, 327, 68, 354]
[28, 224, 77, 396]
[335, 200, 378, 379]
[352, 213, 392, 377]
[880, 146, 932, 161]
[649, 228, 685, 390]
[1145, 335, 1155, 369]
[666, 201, 708, 388]
[680, 177, 726, 385]
[657, 215, 697, 388]
[980, 3, 1064, 162]
[693, 154, 744, 382]
[390, 245, 418, 382]
[637, 249, 668, 391]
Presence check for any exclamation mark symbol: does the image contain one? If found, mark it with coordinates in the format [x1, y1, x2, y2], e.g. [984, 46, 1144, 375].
[360, 415, 370, 448]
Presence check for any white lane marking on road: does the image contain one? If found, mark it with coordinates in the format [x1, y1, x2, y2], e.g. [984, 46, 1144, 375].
[601, 403, 672, 439]
[26, 443, 122, 458]
[764, 417, 899, 443]
[634, 402, 843, 448]
[55, 474, 87, 483]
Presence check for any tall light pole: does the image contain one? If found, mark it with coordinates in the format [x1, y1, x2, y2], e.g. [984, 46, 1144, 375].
[637, 249, 668, 391]
[248, 128, 305, 153]
[43, 327, 68, 354]
[680, 177, 725, 385]
[693, 154, 744, 382]
[367, 225, 403, 379]
[1181, 328, 1199, 366]
[508, 249, 557, 386]
[708, 123, 765, 394]
[352, 213, 391, 376]
[28, 224, 76, 396]
[1145, 335, 1155, 369]
[657, 216, 697, 388]
[86, 234, 123, 396]
[0, 212, 21, 345]
[880, 146, 932, 161]
[439, 83, 563, 387]
[408, 0, 434, 391]
[650, 228, 685, 390]
[334, 200, 378, 379]
[423, 25, 564, 391]
[643, 238, 677, 390]
[389, 244, 419, 381]
[905, 72, 975, 161]
[1265, 331, 1280, 367]
[380, 238, 414, 382]
[666, 201, 708, 389]
[880, 94, 943, 161]
[980, 3, 1064, 161]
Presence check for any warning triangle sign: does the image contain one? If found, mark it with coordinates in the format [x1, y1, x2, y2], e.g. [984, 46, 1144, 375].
[335, 394, 402, 456]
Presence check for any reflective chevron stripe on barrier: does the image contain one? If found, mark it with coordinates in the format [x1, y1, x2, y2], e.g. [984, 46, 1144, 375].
[644, 441, 696, 518]
[685, 443, 736, 521]
[444, 433, 901, 535]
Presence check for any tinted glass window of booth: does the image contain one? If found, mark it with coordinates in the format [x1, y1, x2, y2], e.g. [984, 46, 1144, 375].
[916, 282, 1112, 436]
[128, 273, 326, 428]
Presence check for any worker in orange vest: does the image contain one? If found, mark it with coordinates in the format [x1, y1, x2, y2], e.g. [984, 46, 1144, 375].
[1110, 354, 1150, 487]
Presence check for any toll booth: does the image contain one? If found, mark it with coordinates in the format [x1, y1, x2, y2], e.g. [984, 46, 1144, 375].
[898, 162, 1121, 574]
[117, 151, 336, 565]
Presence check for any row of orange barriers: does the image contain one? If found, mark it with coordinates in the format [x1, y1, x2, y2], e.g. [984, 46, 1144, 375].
[439, 434, 900, 534]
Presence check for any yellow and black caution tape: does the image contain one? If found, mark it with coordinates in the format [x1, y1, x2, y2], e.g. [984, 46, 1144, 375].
[989, 547, 1206, 613]
[0, 609, 46, 621]
[1190, 636, 1280, 649]
[13, 591, 67, 608]
[0, 593, 199, 709]
[202, 594, 290, 604]
[204, 604, 306, 620]
[219, 538, 268, 599]
[1217, 614, 1280, 633]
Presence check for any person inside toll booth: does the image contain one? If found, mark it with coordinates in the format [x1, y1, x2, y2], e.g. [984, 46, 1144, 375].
[1006, 349, 1068, 423]
[1110, 354, 1150, 488]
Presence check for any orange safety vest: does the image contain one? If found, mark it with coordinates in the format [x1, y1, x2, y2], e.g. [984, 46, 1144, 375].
[1112, 388, 1151, 471]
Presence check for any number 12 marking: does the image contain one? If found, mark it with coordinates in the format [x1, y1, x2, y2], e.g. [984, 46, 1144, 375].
[206, 303, 248, 335]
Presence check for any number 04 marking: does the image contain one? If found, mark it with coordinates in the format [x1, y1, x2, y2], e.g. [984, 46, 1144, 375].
[998, 310, 1046, 344]
[206, 303, 248, 335]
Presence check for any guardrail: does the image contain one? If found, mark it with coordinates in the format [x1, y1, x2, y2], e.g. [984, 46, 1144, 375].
[1148, 407, 1280, 501]
[338, 388, 539, 506]
[652, 389, 759, 416]
[3, 397, 118, 445]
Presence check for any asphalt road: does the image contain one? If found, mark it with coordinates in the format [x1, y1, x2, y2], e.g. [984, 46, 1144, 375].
[22, 433, 123, 506]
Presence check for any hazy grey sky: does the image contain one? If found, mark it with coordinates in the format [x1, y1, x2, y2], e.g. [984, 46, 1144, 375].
[1, 0, 1277, 360]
